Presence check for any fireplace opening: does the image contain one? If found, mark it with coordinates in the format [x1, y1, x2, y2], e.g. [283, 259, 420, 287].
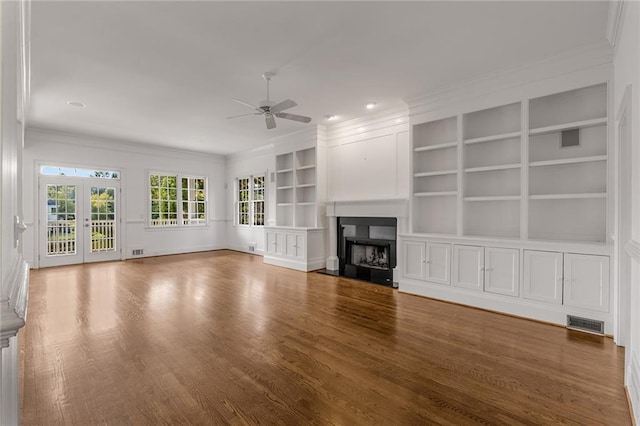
[338, 217, 397, 287]
[348, 241, 390, 270]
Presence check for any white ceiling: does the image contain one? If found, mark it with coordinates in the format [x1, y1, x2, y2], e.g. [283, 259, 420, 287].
[28, 1, 610, 156]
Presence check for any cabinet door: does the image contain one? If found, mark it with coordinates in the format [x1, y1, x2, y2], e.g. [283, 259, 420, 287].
[563, 254, 610, 312]
[453, 245, 484, 291]
[523, 250, 563, 304]
[484, 247, 519, 297]
[403, 241, 426, 280]
[286, 233, 305, 260]
[271, 232, 284, 256]
[426, 242, 451, 285]
[265, 230, 277, 255]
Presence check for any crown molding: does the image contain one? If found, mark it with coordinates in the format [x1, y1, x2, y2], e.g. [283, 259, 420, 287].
[606, 0, 626, 48]
[26, 126, 226, 163]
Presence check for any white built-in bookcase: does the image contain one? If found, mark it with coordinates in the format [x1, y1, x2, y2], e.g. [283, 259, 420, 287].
[411, 82, 608, 244]
[275, 147, 319, 227]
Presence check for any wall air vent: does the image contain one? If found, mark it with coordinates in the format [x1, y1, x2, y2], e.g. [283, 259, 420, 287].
[132, 249, 144, 256]
[566, 315, 604, 335]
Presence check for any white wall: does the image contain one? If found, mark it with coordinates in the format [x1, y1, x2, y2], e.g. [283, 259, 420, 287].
[225, 143, 274, 255]
[1, 1, 28, 424]
[612, 2, 640, 423]
[326, 107, 410, 205]
[22, 128, 227, 266]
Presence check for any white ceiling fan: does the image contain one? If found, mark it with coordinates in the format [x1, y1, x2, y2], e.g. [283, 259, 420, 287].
[227, 72, 312, 130]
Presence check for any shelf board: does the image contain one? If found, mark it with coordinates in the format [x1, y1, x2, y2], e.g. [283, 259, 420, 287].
[529, 155, 607, 168]
[414, 191, 457, 197]
[464, 163, 521, 173]
[276, 168, 294, 174]
[529, 193, 606, 200]
[276, 203, 294, 207]
[414, 169, 457, 178]
[463, 131, 522, 145]
[529, 117, 607, 136]
[463, 195, 521, 202]
[277, 186, 294, 190]
[414, 141, 457, 152]
[297, 202, 316, 206]
[296, 183, 315, 188]
[296, 164, 316, 171]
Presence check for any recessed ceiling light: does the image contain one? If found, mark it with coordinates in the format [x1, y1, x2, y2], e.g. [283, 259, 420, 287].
[324, 115, 337, 121]
[66, 101, 86, 108]
[365, 102, 377, 110]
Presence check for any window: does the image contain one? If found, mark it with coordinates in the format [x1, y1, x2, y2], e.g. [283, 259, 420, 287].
[41, 165, 119, 179]
[237, 174, 265, 226]
[149, 173, 207, 227]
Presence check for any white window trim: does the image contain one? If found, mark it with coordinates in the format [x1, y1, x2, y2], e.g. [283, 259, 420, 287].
[147, 170, 208, 229]
[235, 172, 266, 228]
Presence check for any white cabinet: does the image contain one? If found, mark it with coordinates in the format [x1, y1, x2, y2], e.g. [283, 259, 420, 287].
[523, 250, 610, 312]
[403, 241, 450, 284]
[453, 245, 484, 291]
[263, 227, 325, 272]
[404, 241, 426, 280]
[453, 245, 519, 296]
[523, 250, 563, 304]
[484, 247, 519, 297]
[563, 253, 610, 312]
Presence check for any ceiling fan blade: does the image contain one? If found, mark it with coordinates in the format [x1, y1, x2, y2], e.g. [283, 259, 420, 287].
[275, 112, 312, 123]
[226, 112, 262, 119]
[265, 114, 277, 129]
[232, 98, 261, 112]
[270, 99, 297, 113]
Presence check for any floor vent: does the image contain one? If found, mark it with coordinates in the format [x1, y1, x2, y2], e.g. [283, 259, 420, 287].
[567, 315, 604, 335]
[132, 249, 144, 256]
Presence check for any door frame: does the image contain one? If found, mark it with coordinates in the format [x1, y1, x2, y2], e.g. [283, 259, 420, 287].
[34, 173, 126, 268]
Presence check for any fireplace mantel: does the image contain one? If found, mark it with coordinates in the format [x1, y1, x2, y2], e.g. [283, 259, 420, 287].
[326, 198, 410, 219]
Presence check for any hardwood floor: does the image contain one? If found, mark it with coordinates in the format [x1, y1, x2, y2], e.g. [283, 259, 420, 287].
[20, 250, 630, 425]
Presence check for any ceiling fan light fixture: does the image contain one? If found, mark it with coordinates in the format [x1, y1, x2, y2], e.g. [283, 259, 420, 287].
[324, 114, 337, 121]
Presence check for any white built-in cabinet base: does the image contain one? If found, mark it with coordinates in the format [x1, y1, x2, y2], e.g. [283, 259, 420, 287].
[263, 227, 326, 272]
[398, 234, 612, 334]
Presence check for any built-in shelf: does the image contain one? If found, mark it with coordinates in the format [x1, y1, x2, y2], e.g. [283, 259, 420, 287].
[414, 170, 457, 178]
[463, 131, 521, 145]
[277, 203, 294, 207]
[277, 168, 294, 174]
[529, 117, 607, 136]
[414, 191, 458, 197]
[297, 184, 315, 188]
[277, 186, 294, 190]
[297, 202, 316, 206]
[529, 155, 607, 168]
[296, 164, 316, 171]
[464, 195, 521, 202]
[529, 193, 606, 200]
[414, 142, 457, 152]
[464, 163, 521, 173]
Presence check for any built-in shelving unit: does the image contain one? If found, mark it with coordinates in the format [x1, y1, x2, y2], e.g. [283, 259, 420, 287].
[528, 83, 607, 242]
[412, 116, 458, 234]
[462, 102, 521, 239]
[275, 146, 323, 228]
[411, 82, 608, 244]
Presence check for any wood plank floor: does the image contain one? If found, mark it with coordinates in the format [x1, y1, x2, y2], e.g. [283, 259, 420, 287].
[20, 250, 630, 425]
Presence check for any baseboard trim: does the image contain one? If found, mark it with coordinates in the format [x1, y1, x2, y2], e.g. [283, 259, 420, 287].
[263, 255, 323, 272]
[627, 351, 640, 425]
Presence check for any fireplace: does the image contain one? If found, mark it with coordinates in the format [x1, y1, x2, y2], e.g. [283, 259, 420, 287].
[338, 217, 397, 287]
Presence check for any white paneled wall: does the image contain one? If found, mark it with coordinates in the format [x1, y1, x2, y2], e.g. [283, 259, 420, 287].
[326, 107, 410, 202]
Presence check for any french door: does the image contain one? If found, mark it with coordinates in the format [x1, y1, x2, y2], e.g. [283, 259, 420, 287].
[39, 177, 121, 267]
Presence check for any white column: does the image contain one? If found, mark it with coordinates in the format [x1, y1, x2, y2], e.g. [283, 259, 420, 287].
[326, 214, 339, 271]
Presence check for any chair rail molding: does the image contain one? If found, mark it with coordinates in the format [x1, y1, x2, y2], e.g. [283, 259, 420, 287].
[1, 255, 29, 348]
